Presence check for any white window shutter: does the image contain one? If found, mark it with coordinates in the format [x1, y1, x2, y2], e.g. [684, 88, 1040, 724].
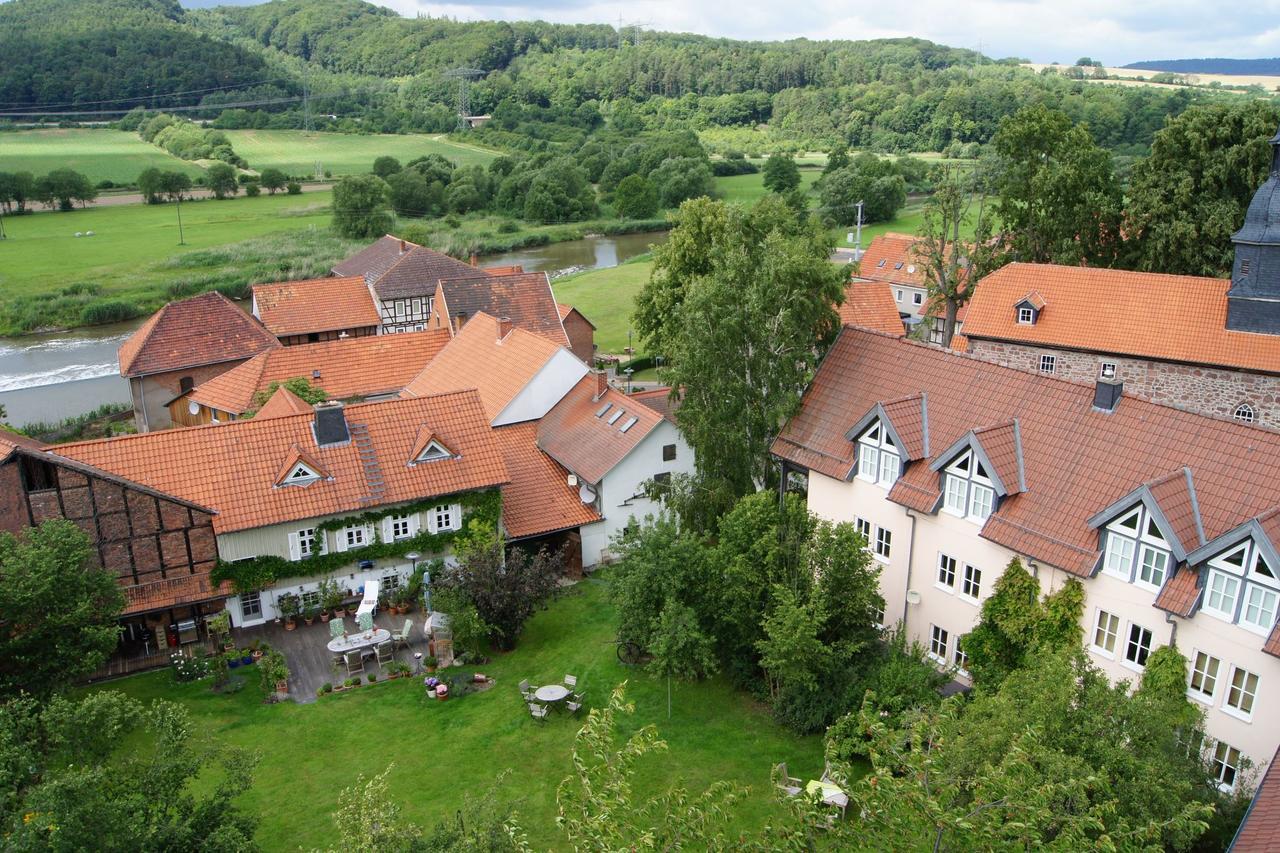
[335, 529, 349, 553]
[410, 514, 421, 536]
[287, 532, 301, 561]
[317, 531, 327, 555]
[451, 504, 462, 531]
[381, 517, 394, 541]
[427, 511, 438, 535]
[364, 523, 375, 543]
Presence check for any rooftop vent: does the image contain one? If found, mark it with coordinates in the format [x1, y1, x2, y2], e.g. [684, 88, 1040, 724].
[1092, 380, 1123, 414]
[314, 401, 350, 446]
[312, 369, 321, 380]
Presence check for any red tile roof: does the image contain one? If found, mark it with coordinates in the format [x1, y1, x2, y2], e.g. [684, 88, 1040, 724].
[1154, 566, 1202, 617]
[973, 420, 1025, 494]
[537, 374, 662, 485]
[188, 329, 451, 416]
[331, 234, 421, 281]
[840, 279, 906, 336]
[118, 292, 279, 377]
[255, 385, 315, 420]
[557, 302, 596, 328]
[252, 276, 381, 338]
[773, 327, 1280, 579]
[400, 313, 562, 422]
[493, 421, 601, 539]
[57, 393, 508, 535]
[1232, 747, 1280, 851]
[858, 233, 929, 288]
[124, 572, 233, 616]
[630, 387, 681, 424]
[962, 263, 1280, 374]
[0, 427, 44, 460]
[438, 272, 571, 348]
[879, 394, 928, 460]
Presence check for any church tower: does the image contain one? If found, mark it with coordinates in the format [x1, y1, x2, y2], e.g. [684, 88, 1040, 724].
[1226, 124, 1280, 333]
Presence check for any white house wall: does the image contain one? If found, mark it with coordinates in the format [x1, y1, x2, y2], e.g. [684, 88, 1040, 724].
[493, 349, 589, 426]
[804, 467, 1280, 773]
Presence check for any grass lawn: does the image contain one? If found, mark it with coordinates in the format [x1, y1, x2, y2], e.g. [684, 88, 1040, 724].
[0, 128, 204, 185]
[713, 168, 822, 205]
[222, 130, 498, 177]
[553, 258, 653, 355]
[91, 577, 823, 850]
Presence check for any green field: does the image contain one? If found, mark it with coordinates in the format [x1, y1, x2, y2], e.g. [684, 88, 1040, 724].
[554, 259, 654, 355]
[222, 130, 498, 177]
[0, 128, 204, 184]
[91, 578, 823, 850]
[713, 168, 822, 205]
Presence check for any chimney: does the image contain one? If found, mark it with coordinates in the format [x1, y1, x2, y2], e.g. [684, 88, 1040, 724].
[497, 317, 513, 340]
[469, 253, 479, 267]
[399, 239, 407, 254]
[314, 401, 350, 446]
[593, 371, 609, 401]
[1092, 380, 1122, 413]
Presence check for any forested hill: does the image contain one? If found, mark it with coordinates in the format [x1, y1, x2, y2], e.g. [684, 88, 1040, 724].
[1125, 58, 1280, 76]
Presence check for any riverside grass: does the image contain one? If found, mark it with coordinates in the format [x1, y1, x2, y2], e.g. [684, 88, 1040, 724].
[88, 577, 826, 851]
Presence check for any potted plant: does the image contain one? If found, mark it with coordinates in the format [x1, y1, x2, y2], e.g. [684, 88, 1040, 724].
[208, 610, 232, 649]
[303, 606, 318, 627]
[380, 592, 394, 615]
[250, 640, 264, 662]
[320, 578, 342, 619]
[425, 655, 438, 674]
[224, 648, 241, 669]
[278, 592, 301, 631]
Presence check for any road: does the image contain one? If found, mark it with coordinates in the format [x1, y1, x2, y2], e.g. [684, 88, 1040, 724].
[88, 181, 334, 208]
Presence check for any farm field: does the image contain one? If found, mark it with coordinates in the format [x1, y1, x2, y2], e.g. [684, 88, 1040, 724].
[89, 577, 826, 851]
[1022, 63, 1280, 92]
[0, 128, 204, 184]
[221, 130, 499, 176]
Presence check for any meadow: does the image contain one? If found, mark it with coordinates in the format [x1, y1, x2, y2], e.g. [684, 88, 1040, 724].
[0, 128, 203, 184]
[221, 129, 498, 177]
[91, 577, 825, 850]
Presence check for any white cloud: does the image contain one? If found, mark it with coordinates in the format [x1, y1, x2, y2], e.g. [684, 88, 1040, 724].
[384, 0, 1280, 65]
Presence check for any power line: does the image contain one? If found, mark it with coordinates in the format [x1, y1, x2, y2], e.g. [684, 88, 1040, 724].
[0, 77, 297, 111]
[443, 67, 484, 130]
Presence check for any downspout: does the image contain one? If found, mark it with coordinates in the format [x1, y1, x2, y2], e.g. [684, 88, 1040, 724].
[138, 377, 150, 431]
[1165, 612, 1178, 648]
[902, 508, 919, 621]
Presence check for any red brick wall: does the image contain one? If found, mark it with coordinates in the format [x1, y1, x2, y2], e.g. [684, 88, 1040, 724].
[966, 339, 1280, 428]
[562, 311, 595, 364]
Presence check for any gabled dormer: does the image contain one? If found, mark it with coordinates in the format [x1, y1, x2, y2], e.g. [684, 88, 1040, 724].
[844, 394, 928, 487]
[1088, 468, 1203, 592]
[928, 420, 1024, 524]
[274, 444, 330, 488]
[408, 424, 455, 465]
[1015, 291, 1045, 325]
[1184, 507, 1280, 641]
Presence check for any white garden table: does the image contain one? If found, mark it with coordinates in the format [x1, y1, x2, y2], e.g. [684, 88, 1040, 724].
[326, 628, 391, 655]
[535, 684, 570, 704]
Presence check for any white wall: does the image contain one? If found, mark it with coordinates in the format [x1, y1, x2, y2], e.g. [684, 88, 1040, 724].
[804, 467, 1280, 775]
[494, 349, 589, 426]
[890, 284, 929, 318]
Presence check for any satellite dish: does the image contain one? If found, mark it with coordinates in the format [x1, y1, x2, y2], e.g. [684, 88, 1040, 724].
[907, 264, 916, 274]
[188, 401, 200, 416]
[578, 484, 597, 504]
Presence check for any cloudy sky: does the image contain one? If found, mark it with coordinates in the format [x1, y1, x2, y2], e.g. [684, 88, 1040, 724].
[356, 0, 1280, 66]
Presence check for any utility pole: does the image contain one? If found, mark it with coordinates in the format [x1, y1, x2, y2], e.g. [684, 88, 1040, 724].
[302, 62, 313, 135]
[0, 205, 6, 241]
[176, 194, 185, 245]
[854, 200, 864, 259]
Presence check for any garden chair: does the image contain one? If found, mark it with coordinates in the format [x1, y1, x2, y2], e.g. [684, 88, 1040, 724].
[357, 612, 374, 632]
[329, 618, 345, 640]
[393, 619, 413, 651]
[528, 702, 549, 723]
[344, 650, 364, 678]
[518, 679, 539, 701]
[774, 763, 803, 798]
[375, 640, 393, 666]
[563, 674, 577, 688]
[567, 691, 585, 714]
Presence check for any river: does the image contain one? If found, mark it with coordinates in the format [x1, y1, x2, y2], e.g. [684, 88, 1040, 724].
[0, 230, 666, 428]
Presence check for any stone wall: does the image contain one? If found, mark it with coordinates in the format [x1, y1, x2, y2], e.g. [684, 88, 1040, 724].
[966, 339, 1280, 429]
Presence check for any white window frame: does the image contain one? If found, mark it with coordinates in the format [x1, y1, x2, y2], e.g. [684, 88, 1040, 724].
[1242, 584, 1278, 635]
[1039, 354, 1056, 374]
[430, 503, 461, 534]
[1204, 540, 1280, 635]
[961, 563, 982, 601]
[856, 422, 900, 488]
[283, 462, 321, 487]
[1101, 506, 1171, 591]
[288, 527, 321, 561]
[942, 452, 996, 524]
[854, 517, 872, 545]
[1017, 306, 1034, 324]
[1187, 651, 1220, 704]
[337, 523, 372, 552]
[1123, 622, 1152, 670]
[928, 625, 949, 663]
[943, 474, 968, 516]
[912, 291, 923, 306]
[936, 553, 956, 590]
[1100, 361, 1116, 380]
[1224, 666, 1258, 720]
[895, 289, 904, 302]
[873, 526, 892, 562]
[383, 512, 419, 542]
[1233, 403, 1256, 424]
[240, 590, 262, 622]
[1091, 609, 1120, 657]
[1211, 741, 1241, 792]
[301, 589, 322, 611]
[1136, 544, 1169, 592]
[1204, 568, 1241, 622]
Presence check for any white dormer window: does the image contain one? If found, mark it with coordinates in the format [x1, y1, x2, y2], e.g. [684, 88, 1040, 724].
[415, 441, 452, 463]
[1017, 306, 1034, 324]
[284, 462, 321, 486]
[941, 451, 994, 523]
[856, 422, 900, 488]
[1204, 539, 1280, 634]
[1100, 505, 1170, 591]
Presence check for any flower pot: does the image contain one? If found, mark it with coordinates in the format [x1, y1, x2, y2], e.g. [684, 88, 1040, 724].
[320, 611, 331, 623]
[304, 616, 315, 626]
[228, 658, 241, 669]
[275, 679, 289, 693]
[252, 650, 264, 662]
[285, 618, 297, 631]
[241, 654, 253, 666]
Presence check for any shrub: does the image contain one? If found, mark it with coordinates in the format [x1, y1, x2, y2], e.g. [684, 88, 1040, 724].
[497, 219, 520, 233]
[244, 181, 261, 197]
[80, 300, 140, 326]
[320, 682, 333, 694]
[368, 673, 377, 682]
[286, 182, 302, 195]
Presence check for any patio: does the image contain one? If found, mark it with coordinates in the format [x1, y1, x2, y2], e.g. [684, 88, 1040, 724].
[233, 610, 431, 702]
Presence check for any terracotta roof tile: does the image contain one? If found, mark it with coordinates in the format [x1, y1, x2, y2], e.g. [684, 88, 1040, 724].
[1265, 622, 1280, 658]
[0, 427, 44, 460]
[858, 233, 929, 287]
[1154, 565, 1202, 617]
[57, 392, 508, 535]
[962, 263, 1280, 374]
[372, 246, 483, 300]
[119, 292, 278, 377]
[630, 387, 682, 424]
[438, 272, 571, 348]
[331, 234, 421, 280]
[840, 279, 906, 336]
[880, 394, 928, 460]
[973, 420, 1025, 494]
[537, 374, 662, 485]
[252, 276, 381, 337]
[189, 330, 451, 415]
[1147, 468, 1206, 553]
[400, 313, 561, 421]
[1231, 746, 1280, 850]
[493, 421, 601, 539]
[255, 385, 315, 420]
[772, 327, 1280, 579]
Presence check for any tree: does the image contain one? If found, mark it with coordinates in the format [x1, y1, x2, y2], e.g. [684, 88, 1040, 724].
[762, 153, 801, 193]
[385, 169, 444, 218]
[137, 167, 164, 204]
[430, 587, 491, 659]
[0, 520, 125, 698]
[259, 167, 288, 194]
[610, 513, 712, 652]
[436, 521, 563, 650]
[555, 683, 745, 850]
[35, 169, 96, 211]
[912, 167, 1000, 347]
[205, 162, 239, 200]
[328, 765, 421, 853]
[0, 692, 258, 849]
[1124, 101, 1280, 276]
[520, 159, 597, 223]
[991, 103, 1123, 266]
[635, 196, 843, 512]
[0, 171, 35, 213]
[819, 160, 906, 224]
[648, 598, 717, 717]
[158, 169, 193, 202]
[613, 174, 659, 219]
[823, 143, 850, 175]
[648, 156, 715, 208]
[333, 173, 393, 239]
[371, 155, 402, 178]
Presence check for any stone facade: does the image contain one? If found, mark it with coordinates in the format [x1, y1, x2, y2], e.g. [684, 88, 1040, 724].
[966, 338, 1280, 429]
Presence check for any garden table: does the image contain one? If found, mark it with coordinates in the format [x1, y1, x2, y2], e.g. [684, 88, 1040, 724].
[534, 684, 570, 704]
[326, 628, 391, 655]
[805, 780, 849, 814]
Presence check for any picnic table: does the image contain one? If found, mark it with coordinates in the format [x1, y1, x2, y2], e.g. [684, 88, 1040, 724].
[535, 684, 570, 703]
[805, 779, 849, 814]
[326, 628, 391, 655]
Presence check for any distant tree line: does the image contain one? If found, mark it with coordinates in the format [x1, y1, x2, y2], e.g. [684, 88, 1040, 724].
[0, 169, 96, 211]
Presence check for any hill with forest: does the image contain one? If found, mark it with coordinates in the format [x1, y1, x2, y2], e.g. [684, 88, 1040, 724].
[0, 0, 1265, 154]
[1124, 58, 1280, 76]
